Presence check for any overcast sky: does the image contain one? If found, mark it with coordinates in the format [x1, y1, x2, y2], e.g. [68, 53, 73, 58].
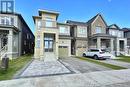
[15, 0, 130, 33]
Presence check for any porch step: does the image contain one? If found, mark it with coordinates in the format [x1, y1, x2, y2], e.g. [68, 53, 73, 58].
[44, 52, 57, 62]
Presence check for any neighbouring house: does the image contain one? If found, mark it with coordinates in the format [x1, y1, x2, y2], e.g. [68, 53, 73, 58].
[0, 12, 34, 59]
[33, 9, 129, 61]
[124, 28, 130, 55]
[108, 24, 127, 56]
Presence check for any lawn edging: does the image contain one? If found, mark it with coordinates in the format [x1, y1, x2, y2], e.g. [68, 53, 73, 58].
[0, 54, 33, 81]
[76, 56, 127, 70]
[115, 56, 130, 63]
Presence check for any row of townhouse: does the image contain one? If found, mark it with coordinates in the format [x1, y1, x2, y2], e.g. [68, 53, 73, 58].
[33, 9, 130, 61]
[0, 12, 34, 59]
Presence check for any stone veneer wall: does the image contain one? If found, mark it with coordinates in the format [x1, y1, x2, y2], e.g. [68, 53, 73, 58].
[76, 40, 88, 56]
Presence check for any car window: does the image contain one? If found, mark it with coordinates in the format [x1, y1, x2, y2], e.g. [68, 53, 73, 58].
[101, 49, 109, 52]
[90, 49, 99, 52]
[101, 49, 106, 52]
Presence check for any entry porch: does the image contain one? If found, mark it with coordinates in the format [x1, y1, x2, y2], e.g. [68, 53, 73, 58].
[0, 27, 19, 59]
[34, 32, 59, 61]
[89, 34, 127, 56]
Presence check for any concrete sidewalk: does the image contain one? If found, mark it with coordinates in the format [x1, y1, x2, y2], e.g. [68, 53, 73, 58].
[0, 69, 130, 87]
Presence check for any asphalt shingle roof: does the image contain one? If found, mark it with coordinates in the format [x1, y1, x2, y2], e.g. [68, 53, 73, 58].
[66, 20, 87, 26]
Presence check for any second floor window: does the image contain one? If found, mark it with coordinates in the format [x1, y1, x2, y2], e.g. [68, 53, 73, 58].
[111, 30, 116, 36]
[0, 16, 14, 25]
[1, 18, 5, 24]
[59, 26, 69, 34]
[27, 34, 29, 39]
[45, 18, 53, 27]
[46, 21, 53, 27]
[37, 20, 42, 29]
[96, 26, 102, 33]
[79, 28, 86, 34]
[118, 31, 123, 37]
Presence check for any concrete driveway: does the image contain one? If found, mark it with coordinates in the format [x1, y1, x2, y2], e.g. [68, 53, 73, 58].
[100, 59, 130, 68]
[60, 57, 111, 73]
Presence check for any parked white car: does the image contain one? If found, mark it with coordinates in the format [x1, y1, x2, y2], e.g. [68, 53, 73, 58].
[83, 49, 114, 60]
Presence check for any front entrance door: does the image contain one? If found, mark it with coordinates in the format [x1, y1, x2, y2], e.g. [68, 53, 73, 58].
[44, 40, 53, 52]
[44, 34, 55, 52]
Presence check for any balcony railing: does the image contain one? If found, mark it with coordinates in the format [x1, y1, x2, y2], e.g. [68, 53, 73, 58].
[37, 20, 57, 29]
[0, 45, 8, 59]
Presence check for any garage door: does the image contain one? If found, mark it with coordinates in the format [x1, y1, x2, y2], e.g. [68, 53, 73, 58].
[59, 46, 69, 58]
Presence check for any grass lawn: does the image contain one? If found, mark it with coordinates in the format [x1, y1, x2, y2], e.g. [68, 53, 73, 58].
[116, 56, 130, 63]
[0, 54, 32, 81]
[77, 57, 127, 70]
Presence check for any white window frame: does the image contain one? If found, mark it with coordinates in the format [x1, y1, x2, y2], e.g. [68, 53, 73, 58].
[118, 31, 123, 37]
[0, 17, 5, 25]
[45, 18, 53, 27]
[59, 26, 68, 34]
[45, 21, 53, 27]
[37, 20, 42, 29]
[6, 17, 10, 25]
[79, 28, 86, 34]
[96, 26, 102, 33]
[0, 16, 14, 25]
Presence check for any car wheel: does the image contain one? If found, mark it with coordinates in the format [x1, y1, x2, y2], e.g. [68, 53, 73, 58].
[93, 55, 98, 60]
[83, 53, 86, 57]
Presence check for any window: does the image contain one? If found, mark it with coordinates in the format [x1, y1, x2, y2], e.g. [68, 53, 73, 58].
[36, 35, 40, 48]
[46, 21, 53, 27]
[90, 49, 99, 52]
[79, 28, 86, 34]
[45, 18, 53, 27]
[37, 20, 42, 29]
[11, 18, 14, 25]
[118, 31, 123, 37]
[59, 46, 68, 48]
[37, 40, 40, 48]
[112, 31, 116, 36]
[30, 35, 32, 39]
[1, 17, 5, 24]
[24, 40, 26, 45]
[0, 16, 14, 25]
[27, 34, 29, 39]
[59, 26, 68, 34]
[6, 17, 10, 25]
[96, 26, 102, 33]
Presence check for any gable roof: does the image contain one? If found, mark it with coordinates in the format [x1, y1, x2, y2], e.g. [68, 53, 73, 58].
[87, 13, 107, 26]
[108, 24, 124, 31]
[122, 28, 130, 32]
[108, 24, 120, 29]
[66, 20, 87, 26]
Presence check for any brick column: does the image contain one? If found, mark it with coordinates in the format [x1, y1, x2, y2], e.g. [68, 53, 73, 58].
[97, 37, 101, 49]
[124, 39, 127, 55]
[8, 30, 13, 58]
[116, 38, 120, 56]
[110, 38, 114, 54]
